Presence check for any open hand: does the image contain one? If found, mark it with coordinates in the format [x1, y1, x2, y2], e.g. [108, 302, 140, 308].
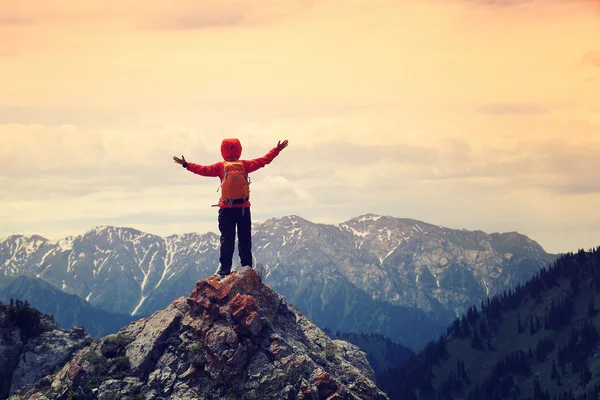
[173, 155, 187, 165]
[277, 140, 289, 151]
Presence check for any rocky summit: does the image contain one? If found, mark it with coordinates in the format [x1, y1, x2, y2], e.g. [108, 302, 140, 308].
[0, 302, 92, 400]
[12, 267, 388, 400]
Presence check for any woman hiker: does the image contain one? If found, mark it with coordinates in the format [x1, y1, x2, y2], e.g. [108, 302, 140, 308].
[173, 138, 289, 278]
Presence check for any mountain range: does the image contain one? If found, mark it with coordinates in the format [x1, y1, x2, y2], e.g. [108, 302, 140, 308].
[0, 275, 137, 337]
[0, 214, 556, 348]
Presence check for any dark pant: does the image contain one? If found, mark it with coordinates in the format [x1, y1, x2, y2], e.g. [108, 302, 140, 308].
[217, 207, 252, 274]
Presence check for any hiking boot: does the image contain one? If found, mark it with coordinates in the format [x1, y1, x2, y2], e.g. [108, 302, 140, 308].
[214, 266, 230, 280]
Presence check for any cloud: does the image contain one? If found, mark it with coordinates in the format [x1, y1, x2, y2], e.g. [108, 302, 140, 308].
[254, 175, 314, 205]
[0, 106, 138, 126]
[541, 182, 600, 195]
[0, 17, 29, 26]
[0, 0, 599, 253]
[155, 9, 246, 30]
[477, 103, 547, 116]
[149, 0, 315, 30]
[582, 51, 600, 69]
[1, 115, 599, 253]
[463, 0, 537, 6]
[290, 141, 439, 167]
[0, 123, 223, 204]
[0, 1, 161, 25]
[554, 108, 600, 125]
[458, 0, 593, 7]
[0, 0, 316, 31]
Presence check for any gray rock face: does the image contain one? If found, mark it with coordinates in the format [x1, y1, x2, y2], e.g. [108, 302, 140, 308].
[9, 329, 91, 394]
[125, 304, 183, 376]
[0, 326, 23, 398]
[11, 268, 389, 400]
[0, 303, 91, 399]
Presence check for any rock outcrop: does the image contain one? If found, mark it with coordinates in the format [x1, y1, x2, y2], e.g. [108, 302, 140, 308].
[11, 268, 388, 399]
[0, 302, 92, 399]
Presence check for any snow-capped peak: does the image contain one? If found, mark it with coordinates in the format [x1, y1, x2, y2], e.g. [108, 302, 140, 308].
[91, 225, 109, 233]
[358, 214, 383, 223]
[55, 236, 76, 251]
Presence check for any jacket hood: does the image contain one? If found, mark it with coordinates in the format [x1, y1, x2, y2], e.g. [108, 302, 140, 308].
[221, 138, 242, 160]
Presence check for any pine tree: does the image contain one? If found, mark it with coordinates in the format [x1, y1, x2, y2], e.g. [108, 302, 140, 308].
[530, 316, 535, 335]
[533, 375, 542, 399]
[588, 297, 596, 317]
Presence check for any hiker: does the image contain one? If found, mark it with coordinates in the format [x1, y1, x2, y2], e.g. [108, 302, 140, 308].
[173, 138, 289, 278]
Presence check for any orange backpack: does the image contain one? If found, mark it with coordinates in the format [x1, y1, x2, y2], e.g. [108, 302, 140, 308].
[220, 161, 250, 205]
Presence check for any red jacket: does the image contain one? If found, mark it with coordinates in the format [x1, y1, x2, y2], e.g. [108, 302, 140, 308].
[186, 145, 281, 208]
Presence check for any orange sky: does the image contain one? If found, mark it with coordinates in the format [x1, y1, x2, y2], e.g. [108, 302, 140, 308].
[1, 0, 599, 253]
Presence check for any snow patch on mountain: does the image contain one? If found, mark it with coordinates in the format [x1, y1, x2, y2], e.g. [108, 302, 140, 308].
[25, 238, 43, 254]
[38, 251, 52, 269]
[379, 239, 403, 264]
[55, 236, 75, 251]
[414, 224, 427, 234]
[358, 214, 383, 223]
[156, 241, 176, 290]
[131, 295, 147, 316]
[340, 224, 369, 238]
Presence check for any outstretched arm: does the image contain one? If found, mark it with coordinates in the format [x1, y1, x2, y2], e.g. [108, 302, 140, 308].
[173, 155, 222, 177]
[243, 140, 289, 173]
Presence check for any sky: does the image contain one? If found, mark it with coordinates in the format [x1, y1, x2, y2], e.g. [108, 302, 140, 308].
[0, 0, 599, 254]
